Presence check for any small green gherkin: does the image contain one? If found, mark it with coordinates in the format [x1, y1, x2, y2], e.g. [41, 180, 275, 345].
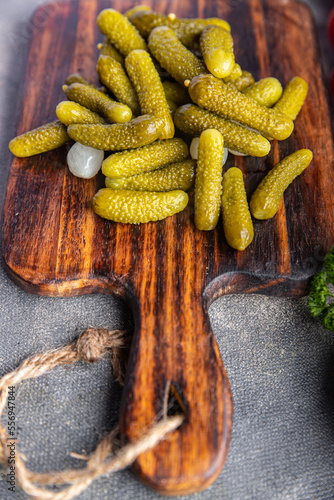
[125, 49, 174, 139]
[250, 149, 313, 220]
[221, 167, 254, 251]
[67, 114, 163, 151]
[97, 38, 125, 65]
[162, 81, 191, 107]
[148, 26, 207, 85]
[188, 74, 294, 141]
[97, 55, 140, 115]
[129, 9, 230, 47]
[174, 104, 270, 157]
[65, 73, 105, 91]
[124, 5, 151, 18]
[223, 63, 242, 83]
[56, 101, 106, 126]
[273, 76, 308, 120]
[229, 71, 255, 91]
[102, 138, 188, 178]
[9, 120, 69, 157]
[63, 83, 132, 124]
[97, 8, 147, 56]
[242, 77, 283, 108]
[92, 188, 189, 223]
[194, 129, 224, 231]
[200, 25, 235, 79]
[105, 160, 196, 192]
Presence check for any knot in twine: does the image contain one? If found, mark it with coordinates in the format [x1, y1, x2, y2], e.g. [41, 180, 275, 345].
[0, 328, 184, 500]
[76, 327, 126, 362]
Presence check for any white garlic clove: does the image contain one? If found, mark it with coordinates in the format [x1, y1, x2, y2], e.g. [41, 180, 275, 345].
[190, 137, 200, 159]
[227, 149, 248, 156]
[222, 147, 229, 165]
[67, 142, 104, 179]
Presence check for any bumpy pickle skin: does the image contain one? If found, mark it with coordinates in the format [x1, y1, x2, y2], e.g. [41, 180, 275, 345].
[189, 74, 294, 141]
[67, 114, 163, 151]
[230, 71, 255, 91]
[194, 129, 224, 231]
[125, 49, 174, 139]
[250, 149, 313, 220]
[273, 76, 308, 121]
[200, 25, 235, 79]
[102, 138, 188, 177]
[92, 188, 189, 223]
[174, 104, 270, 157]
[97, 55, 140, 115]
[221, 167, 254, 251]
[56, 101, 106, 126]
[162, 81, 191, 107]
[148, 26, 207, 85]
[97, 38, 125, 65]
[9, 120, 69, 157]
[105, 160, 196, 192]
[63, 83, 132, 124]
[129, 10, 230, 47]
[243, 77, 283, 107]
[97, 9, 147, 56]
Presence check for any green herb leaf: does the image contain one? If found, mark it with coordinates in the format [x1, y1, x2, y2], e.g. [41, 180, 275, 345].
[308, 271, 329, 317]
[322, 304, 334, 331]
[324, 246, 334, 285]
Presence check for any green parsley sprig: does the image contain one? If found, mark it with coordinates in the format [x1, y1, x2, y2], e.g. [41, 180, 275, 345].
[308, 246, 334, 331]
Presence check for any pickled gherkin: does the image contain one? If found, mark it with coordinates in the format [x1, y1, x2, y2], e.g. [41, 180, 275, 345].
[97, 9, 147, 56]
[194, 129, 224, 231]
[129, 10, 230, 47]
[56, 101, 106, 126]
[125, 49, 174, 139]
[148, 26, 207, 85]
[65, 73, 105, 90]
[189, 74, 294, 141]
[167, 100, 178, 116]
[230, 71, 255, 91]
[67, 114, 163, 151]
[97, 55, 140, 115]
[162, 81, 190, 107]
[9, 120, 69, 158]
[63, 83, 132, 124]
[124, 5, 151, 18]
[223, 63, 242, 83]
[221, 167, 254, 251]
[97, 38, 125, 65]
[243, 77, 283, 108]
[273, 76, 308, 121]
[102, 138, 188, 178]
[105, 159, 196, 192]
[174, 104, 271, 157]
[250, 149, 313, 220]
[200, 25, 235, 79]
[92, 188, 189, 223]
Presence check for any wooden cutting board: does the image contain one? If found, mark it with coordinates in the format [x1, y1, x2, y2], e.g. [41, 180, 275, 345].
[2, 0, 334, 495]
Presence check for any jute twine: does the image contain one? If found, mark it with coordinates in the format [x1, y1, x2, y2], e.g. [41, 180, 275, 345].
[0, 328, 184, 500]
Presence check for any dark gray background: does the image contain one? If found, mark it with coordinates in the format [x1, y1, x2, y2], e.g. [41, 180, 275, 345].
[1, 1, 334, 499]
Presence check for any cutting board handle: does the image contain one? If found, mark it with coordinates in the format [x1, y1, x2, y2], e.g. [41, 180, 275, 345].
[119, 281, 233, 495]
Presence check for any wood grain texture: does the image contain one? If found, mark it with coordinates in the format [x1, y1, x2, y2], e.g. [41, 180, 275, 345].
[2, 0, 334, 495]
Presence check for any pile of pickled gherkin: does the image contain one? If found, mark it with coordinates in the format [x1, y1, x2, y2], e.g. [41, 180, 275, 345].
[9, 5, 313, 251]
